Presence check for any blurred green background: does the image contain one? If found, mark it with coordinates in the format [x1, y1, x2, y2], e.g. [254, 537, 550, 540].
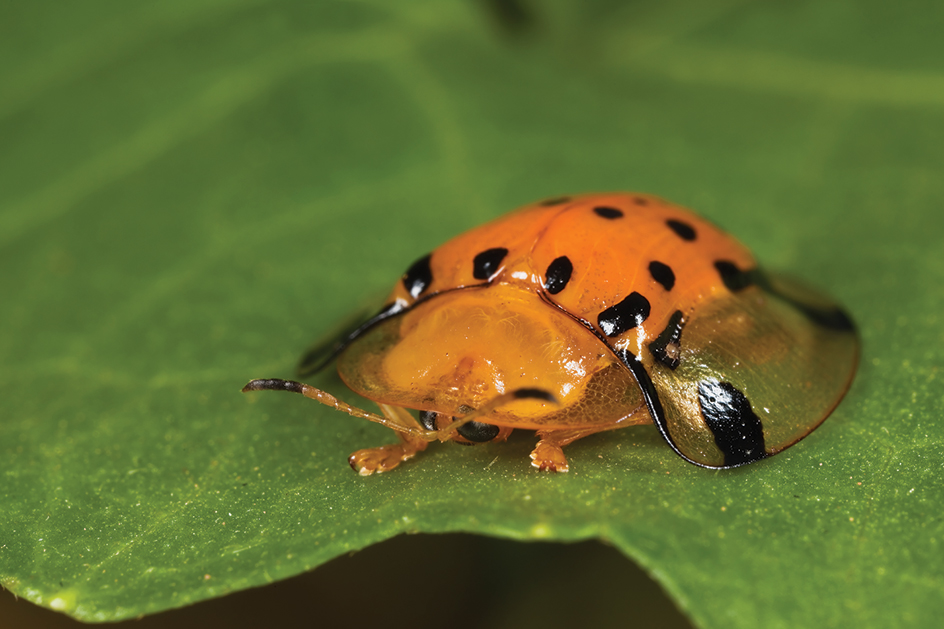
[2, 1, 943, 627]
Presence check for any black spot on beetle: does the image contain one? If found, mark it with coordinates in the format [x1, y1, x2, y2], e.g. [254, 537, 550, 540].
[593, 206, 624, 219]
[666, 219, 697, 241]
[457, 420, 501, 443]
[598, 292, 651, 337]
[402, 253, 433, 299]
[714, 260, 757, 292]
[721, 265, 856, 332]
[473, 247, 509, 280]
[698, 380, 768, 467]
[648, 310, 684, 369]
[649, 261, 675, 291]
[759, 272, 856, 331]
[296, 300, 409, 376]
[544, 256, 573, 294]
[512, 388, 557, 403]
[633, 196, 649, 206]
[793, 303, 856, 331]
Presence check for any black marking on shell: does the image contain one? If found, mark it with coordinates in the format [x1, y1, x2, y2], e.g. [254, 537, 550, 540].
[714, 260, 757, 292]
[613, 347, 677, 457]
[648, 310, 685, 370]
[593, 206, 624, 219]
[544, 256, 573, 295]
[791, 301, 856, 331]
[667, 219, 697, 241]
[473, 247, 509, 280]
[457, 420, 501, 443]
[714, 263, 855, 331]
[296, 300, 407, 376]
[648, 261, 676, 291]
[544, 294, 749, 469]
[598, 292, 651, 337]
[402, 253, 433, 299]
[759, 272, 856, 332]
[698, 380, 768, 467]
[512, 388, 557, 403]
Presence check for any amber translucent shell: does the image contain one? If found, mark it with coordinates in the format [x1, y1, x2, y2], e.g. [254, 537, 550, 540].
[338, 287, 646, 430]
[329, 193, 858, 469]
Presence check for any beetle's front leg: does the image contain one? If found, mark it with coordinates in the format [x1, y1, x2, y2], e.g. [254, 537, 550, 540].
[348, 404, 430, 475]
[349, 433, 429, 476]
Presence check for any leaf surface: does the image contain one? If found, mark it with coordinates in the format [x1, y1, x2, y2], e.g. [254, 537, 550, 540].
[1, 1, 942, 626]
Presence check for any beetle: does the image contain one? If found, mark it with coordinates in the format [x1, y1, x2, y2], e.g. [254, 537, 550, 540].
[243, 193, 858, 474]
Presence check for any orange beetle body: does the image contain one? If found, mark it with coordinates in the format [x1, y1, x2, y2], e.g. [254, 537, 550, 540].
[245, 193, 858, 474]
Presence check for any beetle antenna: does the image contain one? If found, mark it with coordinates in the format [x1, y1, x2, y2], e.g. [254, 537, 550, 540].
[242, 378, 432, 438]
[242, 379, 557, 442]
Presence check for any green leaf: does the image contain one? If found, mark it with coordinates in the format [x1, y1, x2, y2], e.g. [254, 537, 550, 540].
[2, 0, 942, 626]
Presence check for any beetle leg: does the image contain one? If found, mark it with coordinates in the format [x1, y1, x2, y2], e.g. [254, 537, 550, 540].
[530, 427, 614, 473]
[348, 404, 429, 476]
[531, 405, 652, 472]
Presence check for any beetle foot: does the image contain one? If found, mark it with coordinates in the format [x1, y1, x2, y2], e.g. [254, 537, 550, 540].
[530, 441, 570, 473]
[349, 435, 428, 475]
